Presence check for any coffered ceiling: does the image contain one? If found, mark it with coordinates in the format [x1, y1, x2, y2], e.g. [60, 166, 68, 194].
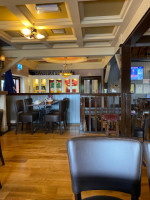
[0, 0, 149, 72]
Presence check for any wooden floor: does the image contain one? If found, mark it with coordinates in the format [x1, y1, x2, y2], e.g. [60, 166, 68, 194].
[0, 125, 149, 200]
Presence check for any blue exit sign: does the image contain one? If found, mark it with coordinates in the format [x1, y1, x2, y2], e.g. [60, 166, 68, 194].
[17, 64, 22, 70]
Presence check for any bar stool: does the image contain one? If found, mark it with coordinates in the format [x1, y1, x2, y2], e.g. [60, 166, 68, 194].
[103, 113, 119, 136]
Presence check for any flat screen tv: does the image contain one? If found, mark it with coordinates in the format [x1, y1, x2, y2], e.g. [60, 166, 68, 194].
[131, 66, 143, 80]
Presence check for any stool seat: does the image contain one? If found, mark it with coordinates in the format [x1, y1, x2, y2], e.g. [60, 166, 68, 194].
[103, 113, 119, 121]
[103, 113, 119, 136]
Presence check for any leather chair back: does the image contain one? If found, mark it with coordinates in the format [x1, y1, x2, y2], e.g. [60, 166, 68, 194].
[24, 98, 33, 112]
[67, 137, 143, 199]
[15, 100, 24, 113]
[59, 100, 67, 120]
[144, 141, 150, 187]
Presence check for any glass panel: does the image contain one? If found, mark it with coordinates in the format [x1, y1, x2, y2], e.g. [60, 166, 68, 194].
[41, 79, 46, 93]
[56, 79, 62, 93]
[65, 79, 70, 93]
[92, 80, 98, 93]
[49, 79, 54, 93]
[72, 78, 78, 93]
[15, 79, 20, 93]
[33, 79, 39, 93]
[1, 80, 4, 91]
[84, 80, 90, 94]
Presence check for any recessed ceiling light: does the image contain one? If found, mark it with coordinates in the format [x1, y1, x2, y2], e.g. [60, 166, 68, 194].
[36, 4, 59, 12]
[52, 29, 65, 34]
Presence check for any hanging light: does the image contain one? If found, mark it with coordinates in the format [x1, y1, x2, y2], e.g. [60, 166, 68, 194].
[0, 55, 5, 69]
[21, 27, 45, 40]
[59, 57, 73, 78]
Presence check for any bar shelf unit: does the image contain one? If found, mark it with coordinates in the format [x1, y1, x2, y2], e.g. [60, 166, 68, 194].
[29, 75, 79, 93]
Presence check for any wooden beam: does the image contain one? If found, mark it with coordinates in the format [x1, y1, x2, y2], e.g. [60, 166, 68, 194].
[115, 54, 121, 70]
[3, 47, 115, 58]
[121, 45, 131, 94]
[124, 8, 150, 45]
[0, 57, 24, 75]
[104, 63, 110, 83]
[66, 0, 83, 47]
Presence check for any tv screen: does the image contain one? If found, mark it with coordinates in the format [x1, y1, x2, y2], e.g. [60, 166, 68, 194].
[131, 66, 143, 80]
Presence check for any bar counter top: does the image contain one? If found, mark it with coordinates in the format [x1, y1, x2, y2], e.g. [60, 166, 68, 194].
[7, 93, 80, 95]
[0, 91, 8, 95]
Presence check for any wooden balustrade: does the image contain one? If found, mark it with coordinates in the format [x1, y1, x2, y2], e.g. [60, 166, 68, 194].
[80, 93, 131, 137]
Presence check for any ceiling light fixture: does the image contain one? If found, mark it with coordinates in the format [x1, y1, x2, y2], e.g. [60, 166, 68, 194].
[21, 28, 45, 40]
[0, 55, 5, 69]
[59, 57, 73, 78]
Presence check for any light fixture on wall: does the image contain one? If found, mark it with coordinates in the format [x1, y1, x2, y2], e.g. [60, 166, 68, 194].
[21, 28, 45, 40]
[59, 57, 73, 78]
[0, 55, 5, 69]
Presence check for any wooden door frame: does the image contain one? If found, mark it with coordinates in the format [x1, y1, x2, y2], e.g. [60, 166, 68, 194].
[81, 76, 101, 94]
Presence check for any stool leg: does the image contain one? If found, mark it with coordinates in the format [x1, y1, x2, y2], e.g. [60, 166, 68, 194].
[0, 182, 2, 189]
[0, 145, 5, 165]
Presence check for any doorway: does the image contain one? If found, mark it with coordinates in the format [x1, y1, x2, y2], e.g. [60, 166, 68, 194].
[81, 76, 101, 94]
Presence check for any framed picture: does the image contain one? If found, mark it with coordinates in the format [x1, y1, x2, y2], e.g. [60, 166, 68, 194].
[130, 83, 135, 93]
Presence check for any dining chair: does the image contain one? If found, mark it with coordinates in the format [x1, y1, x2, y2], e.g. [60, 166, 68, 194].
[45, 100, 67, 135]
[67, 137, 143, 200]
[63, 98, 69, 127]
[132, 114, 149, 141]
[144, 141, 150, 188]
[15, 100, 39, 134]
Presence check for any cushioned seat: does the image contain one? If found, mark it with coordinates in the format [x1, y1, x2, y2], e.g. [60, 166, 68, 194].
[67, 137, 143, 200]
[144, 142, 150, 188]
[45, 100, 66, 135]
[19, 112, 39, 122]
[15, 100, 39, 134]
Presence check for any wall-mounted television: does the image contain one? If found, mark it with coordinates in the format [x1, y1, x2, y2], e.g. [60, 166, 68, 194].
[131, 66, 143, 80]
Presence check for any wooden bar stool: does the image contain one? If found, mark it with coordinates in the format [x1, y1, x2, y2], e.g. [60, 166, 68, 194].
[103, 113, 119, 136]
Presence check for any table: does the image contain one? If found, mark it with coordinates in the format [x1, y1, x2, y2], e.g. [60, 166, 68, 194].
[27, 100, 59, 127]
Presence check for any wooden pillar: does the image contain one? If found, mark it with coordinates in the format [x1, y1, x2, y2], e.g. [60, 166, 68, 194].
[121, 45, 131, 137]
[121, 45, 131, 93]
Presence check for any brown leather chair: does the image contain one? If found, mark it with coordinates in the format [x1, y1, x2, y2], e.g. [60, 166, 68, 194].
[132, 114, 149, 141]
[15, 100, 39, 134]
[24, 98, 41, 113]
[63, 98, 69, 127]
[67, 137, 143, 200]
[144, 142, 150, 188]
[45, 100, 66, 135]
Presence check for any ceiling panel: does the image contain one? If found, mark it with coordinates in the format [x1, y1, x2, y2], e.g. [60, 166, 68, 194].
[82, 0, 125, 17]
[45, 28, 73, 36]
[84, 26, 115, 35]
[5, 31, 23, 37]
[0, 6, 19, 21]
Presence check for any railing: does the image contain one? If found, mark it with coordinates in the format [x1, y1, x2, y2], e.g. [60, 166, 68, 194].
[80, 93, 131, 137]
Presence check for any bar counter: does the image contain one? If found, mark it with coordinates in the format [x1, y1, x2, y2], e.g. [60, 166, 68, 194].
[6, 93, 80, 125]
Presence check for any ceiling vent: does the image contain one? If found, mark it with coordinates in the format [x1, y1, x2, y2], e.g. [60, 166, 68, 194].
[35, 4, 59, 12]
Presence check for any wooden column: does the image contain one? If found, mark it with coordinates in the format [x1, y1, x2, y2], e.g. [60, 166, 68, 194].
[121, 45, 131, 137]
[121, 45, 131, 93]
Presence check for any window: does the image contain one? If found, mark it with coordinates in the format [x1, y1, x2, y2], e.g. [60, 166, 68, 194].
[1, 76, 20, 93]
